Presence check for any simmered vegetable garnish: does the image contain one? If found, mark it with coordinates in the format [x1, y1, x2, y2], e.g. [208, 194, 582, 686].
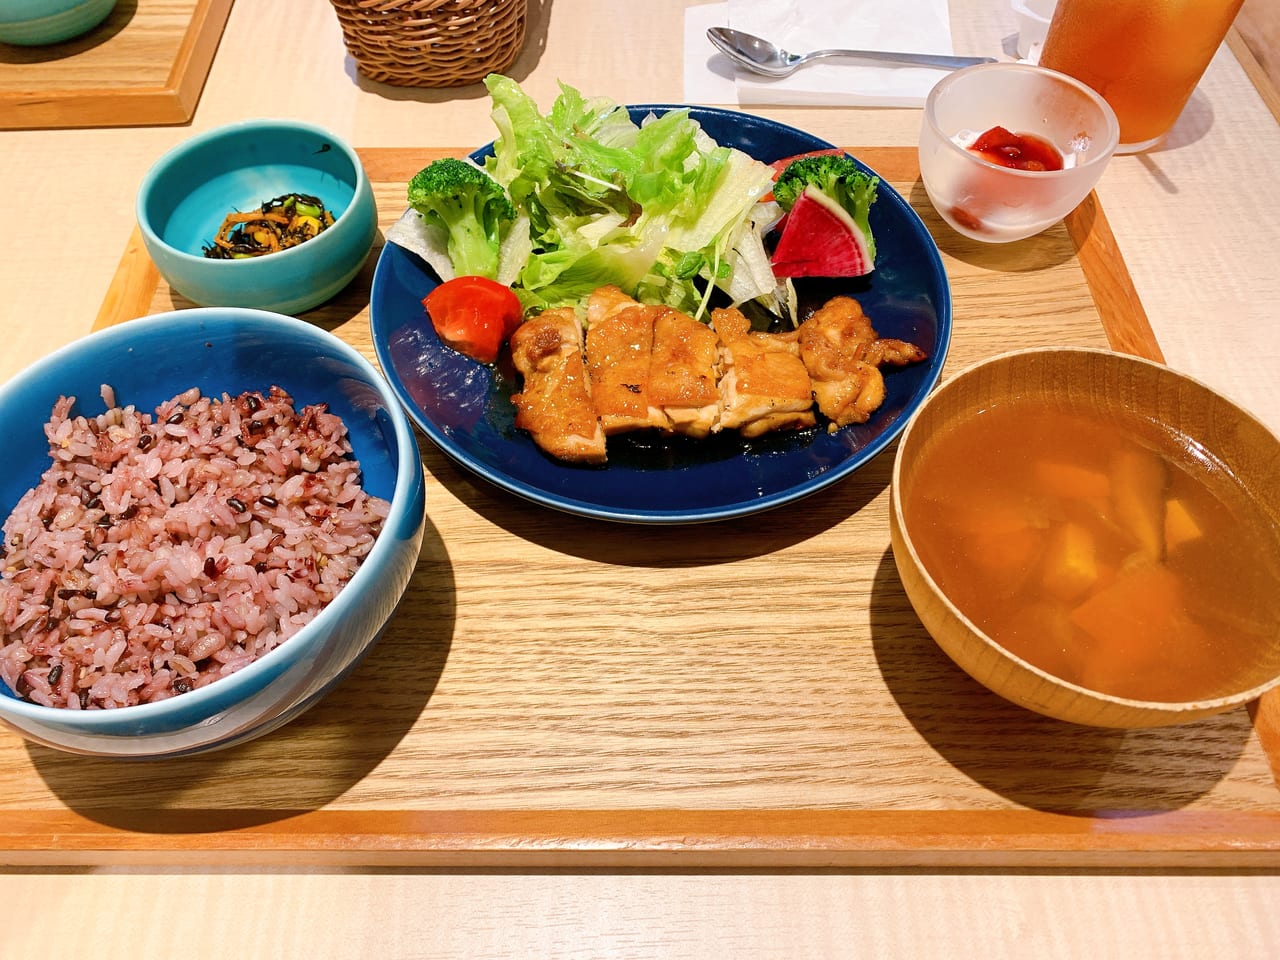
[202, 193, 336, 259]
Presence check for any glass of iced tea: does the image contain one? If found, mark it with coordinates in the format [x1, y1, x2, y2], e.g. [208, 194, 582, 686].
[1038, 0, 1244, 152]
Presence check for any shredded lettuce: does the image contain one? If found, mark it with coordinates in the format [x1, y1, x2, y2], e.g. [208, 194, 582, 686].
[479, 75, 777, 319]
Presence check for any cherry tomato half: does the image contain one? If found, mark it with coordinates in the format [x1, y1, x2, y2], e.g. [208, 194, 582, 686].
[422, 276, 523, 364]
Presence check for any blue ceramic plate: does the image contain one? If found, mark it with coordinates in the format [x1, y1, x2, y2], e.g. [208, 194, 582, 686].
[371, 106, 951, 523]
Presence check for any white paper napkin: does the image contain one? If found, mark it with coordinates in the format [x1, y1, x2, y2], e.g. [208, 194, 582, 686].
[686, 0, 957, 108]
[684, 3, 738, 104]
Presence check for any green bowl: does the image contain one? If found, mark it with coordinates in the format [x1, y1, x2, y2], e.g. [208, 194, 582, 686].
[0, 0, 116, 46]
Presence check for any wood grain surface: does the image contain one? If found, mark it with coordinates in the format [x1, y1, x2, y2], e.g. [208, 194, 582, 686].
[1230, 0, 1280, 124]
[5, 146, 1276, 868]
[0, 0, 232, 130]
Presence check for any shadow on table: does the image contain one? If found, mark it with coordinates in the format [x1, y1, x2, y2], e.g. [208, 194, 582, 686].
[143, 233, 384, 333]
[23, 515, 457, 832]
[906, 177, 1087, 274]
[1144, 87, 1215, 156]
[867, 546, 1252, 813]
[0, 0, 136, 63]
[1125, 88, 1216, 196]
[428, 435, 896, 568]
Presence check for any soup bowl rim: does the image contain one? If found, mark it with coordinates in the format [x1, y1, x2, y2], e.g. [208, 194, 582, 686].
[891, 344, 1280, 718]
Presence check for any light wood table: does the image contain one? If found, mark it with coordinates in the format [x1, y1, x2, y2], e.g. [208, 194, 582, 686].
[2, 0, 1279, 956]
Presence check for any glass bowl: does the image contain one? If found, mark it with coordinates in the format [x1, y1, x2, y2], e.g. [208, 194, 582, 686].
[919, 62, 1119, 243]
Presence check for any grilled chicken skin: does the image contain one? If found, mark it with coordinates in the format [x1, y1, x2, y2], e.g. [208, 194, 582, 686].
[648, 307, 721, 439]
[585, 287, 660, 435]
[509, 289, 926, 461]
[784, 296, 927, 429]
[509, 307, 607, 464]
[712, 307, 816, 438]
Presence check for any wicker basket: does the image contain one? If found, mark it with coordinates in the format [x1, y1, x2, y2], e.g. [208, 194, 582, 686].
[329, 0, 528, 88]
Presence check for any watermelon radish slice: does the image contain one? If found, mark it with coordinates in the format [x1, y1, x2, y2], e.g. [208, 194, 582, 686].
[770, 186, 874, 278]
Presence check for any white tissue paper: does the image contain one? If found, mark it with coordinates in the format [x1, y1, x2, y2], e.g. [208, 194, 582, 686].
[687, 0, 957, 107]
[684, 2, 738, 104]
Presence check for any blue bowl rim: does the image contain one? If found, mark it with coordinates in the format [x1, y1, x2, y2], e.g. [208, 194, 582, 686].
[134, 118, 373, 269]
[0, 306, 422, 728]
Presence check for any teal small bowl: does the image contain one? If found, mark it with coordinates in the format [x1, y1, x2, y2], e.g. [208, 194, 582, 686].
[136, 119, 378, 316]
[0, 0, 116, 45]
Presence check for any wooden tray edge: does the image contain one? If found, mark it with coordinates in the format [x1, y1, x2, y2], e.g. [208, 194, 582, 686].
[0, 0, 232, 131]
[93, 223, 159, 330]
[1228, 22, 1280, 126]
[1063, 193, 1163, 363]
[4, 808, 1280, 868]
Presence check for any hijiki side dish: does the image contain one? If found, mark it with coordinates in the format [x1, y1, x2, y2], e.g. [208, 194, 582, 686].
[202, 193, 337, 259]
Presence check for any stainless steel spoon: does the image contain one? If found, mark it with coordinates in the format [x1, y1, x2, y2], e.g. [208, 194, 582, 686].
[707, 26, 996, 78]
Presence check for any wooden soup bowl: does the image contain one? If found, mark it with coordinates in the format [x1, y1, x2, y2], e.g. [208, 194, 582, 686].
[889, 346, 1280, 727]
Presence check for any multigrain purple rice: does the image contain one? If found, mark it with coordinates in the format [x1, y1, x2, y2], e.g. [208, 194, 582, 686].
[0, 385, 390, 710]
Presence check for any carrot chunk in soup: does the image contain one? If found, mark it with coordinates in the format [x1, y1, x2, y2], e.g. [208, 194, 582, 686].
[1031, 461, 1110, 500]
[1109, 447, 1168, 561]
[1039, 522, 1099, 602]
[903, 400, 1280, 703]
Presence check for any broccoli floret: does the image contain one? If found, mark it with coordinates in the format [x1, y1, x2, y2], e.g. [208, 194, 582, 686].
[407, 158, 516, 279]
[772, 154, 879, 260]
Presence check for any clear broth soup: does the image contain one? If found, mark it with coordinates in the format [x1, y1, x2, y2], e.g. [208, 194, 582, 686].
[905, 400, 1280, 702]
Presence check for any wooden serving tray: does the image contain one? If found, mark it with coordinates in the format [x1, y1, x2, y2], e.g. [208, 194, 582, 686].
[3, 147, 1278, 868]
[0, 0, 232, 130]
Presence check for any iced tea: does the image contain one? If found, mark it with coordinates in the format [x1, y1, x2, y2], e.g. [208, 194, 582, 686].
[1039, 0, 1244, 151]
